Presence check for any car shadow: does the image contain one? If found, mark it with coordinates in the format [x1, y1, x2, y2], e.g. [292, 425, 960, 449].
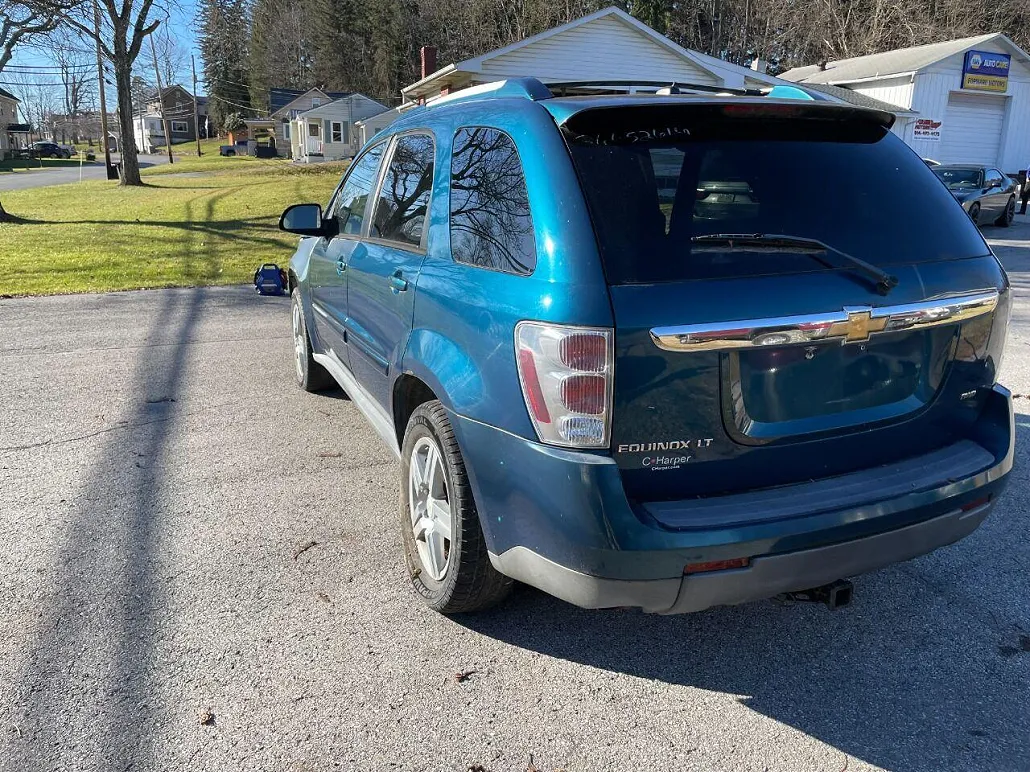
[457, 418, 1030, 772]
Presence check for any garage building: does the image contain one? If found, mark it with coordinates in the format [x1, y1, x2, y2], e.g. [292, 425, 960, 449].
[781, 34, 1030, 172]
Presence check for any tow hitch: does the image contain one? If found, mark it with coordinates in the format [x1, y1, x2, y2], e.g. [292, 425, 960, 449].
[780, 579, 854, 610]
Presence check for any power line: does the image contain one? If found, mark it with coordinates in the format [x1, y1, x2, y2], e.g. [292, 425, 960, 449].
[203, 93, 263, 113]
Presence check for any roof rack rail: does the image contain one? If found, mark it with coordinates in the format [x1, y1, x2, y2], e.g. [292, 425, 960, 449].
[542, 79, 766, 97]
[419, 77, 822, 111]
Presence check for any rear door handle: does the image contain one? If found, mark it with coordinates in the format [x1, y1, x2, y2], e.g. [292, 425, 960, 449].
[389, 271, 408, 293]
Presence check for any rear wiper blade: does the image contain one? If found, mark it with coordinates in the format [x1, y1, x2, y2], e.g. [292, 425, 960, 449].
[690, 233, 899, 296]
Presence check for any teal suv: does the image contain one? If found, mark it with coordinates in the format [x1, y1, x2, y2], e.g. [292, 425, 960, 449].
[280, 78, 1013, 615]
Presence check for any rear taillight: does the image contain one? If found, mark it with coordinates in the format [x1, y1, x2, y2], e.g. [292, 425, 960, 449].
[515, 322, 613, 448]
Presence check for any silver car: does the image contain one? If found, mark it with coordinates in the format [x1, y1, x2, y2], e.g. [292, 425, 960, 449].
[933, 164, 1019, 227]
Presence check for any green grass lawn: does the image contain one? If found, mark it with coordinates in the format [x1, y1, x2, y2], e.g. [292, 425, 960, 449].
[0, 163, 347, 296]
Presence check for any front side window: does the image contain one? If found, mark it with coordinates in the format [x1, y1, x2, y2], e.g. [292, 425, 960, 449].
[334, 142, 386, 236]
[449, 127, 536, 275]
[986, 169, 1004, 186]
[370, 133, 435, 248]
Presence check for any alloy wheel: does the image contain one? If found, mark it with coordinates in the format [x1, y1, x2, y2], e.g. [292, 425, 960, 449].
[408, 436, 452, 581]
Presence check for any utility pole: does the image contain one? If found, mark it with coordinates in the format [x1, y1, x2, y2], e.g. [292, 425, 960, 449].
[191, 54, 202, 156]
[93, 0, 112, 176]
[150, 35, 174, 164]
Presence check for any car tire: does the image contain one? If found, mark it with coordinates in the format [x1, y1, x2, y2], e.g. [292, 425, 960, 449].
[996, 196, 1016, 227]
[400, 400, 513, 614]
[968, 203, 980, 225]
[291, 288, 333, 392]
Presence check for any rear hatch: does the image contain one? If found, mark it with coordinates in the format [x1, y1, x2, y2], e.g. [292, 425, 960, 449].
[559, 101, 1009, 502]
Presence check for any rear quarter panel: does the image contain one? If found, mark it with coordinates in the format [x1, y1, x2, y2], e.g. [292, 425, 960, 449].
[400, 99, 613, 437]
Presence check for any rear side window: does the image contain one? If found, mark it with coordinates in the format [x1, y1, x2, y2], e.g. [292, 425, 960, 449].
[334, 143, 386, 235]
[371, 133, 435, 248]
[450, 127, 536, 275]
[564, 105, 989, 284]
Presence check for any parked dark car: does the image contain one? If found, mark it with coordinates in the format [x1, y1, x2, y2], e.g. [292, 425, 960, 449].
[933, 164, 1019, 227]
[280, 78, 1012, 616]
[27, 141, 71, 159]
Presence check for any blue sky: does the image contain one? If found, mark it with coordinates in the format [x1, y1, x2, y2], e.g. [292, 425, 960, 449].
[5, 2, 205, 103]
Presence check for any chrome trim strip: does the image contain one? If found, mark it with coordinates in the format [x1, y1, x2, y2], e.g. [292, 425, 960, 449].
[312, 351, 401, 459]
[650, 290, 999, 352]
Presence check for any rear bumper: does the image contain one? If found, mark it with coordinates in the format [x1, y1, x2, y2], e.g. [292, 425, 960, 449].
[451, 385, 1013, 613]
[489, 500, 994, 613]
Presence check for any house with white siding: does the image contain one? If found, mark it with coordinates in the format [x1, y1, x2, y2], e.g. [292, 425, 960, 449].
[1, 87, 22, 159]
[781, 34, 1030, 173]
[270, 87, 387, 158]
[289, 94, 389, 162]
[401, 6, 782, 107]
[367, 5, 860, 144]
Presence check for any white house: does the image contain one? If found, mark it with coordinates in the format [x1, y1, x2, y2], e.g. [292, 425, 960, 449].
[289, 94, 389, 162]
[354, 107, 403, 147]
[1, 87, 21, 158]
[366, 6, 864, 142]
[133, 115, 166, 154]
[781, 34, 1030, 172]
[402, 6, 785, 105]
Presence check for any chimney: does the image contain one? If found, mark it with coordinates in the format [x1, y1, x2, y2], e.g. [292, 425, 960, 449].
[420, 46, 438, 79]
[750, 57, 768, 74]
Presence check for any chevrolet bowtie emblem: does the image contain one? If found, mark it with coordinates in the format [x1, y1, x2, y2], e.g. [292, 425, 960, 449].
[834, 309, 889, 343]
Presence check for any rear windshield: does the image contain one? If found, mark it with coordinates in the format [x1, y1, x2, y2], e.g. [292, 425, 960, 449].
[934, 167, 982, 189]
[564, 105, 989, 285]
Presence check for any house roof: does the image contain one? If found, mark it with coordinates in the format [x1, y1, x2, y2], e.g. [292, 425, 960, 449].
[798, 82, 917, 114]
[0, 86, 20, 102]
[780, 33, 1029, 84]
[270, 87, 352, 116]
[402, 6, 783, 100]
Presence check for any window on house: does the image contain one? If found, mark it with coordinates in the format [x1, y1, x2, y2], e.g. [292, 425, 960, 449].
[450, 127, 536, 275]
[333, 142, 387, 235]
[370, 133, 435, 248]
[171, 120, 188, 133]
[308, 122, 320, 137]
[283, 122, 290, 140]
[311, 98, 321, 108]
[331, 121, 344, 143]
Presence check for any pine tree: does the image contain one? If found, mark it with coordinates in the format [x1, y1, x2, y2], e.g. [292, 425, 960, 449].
[198, 0, 252, 129]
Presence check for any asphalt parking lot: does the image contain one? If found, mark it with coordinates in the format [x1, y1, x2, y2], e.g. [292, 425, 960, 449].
[2, 220, 1030, 772]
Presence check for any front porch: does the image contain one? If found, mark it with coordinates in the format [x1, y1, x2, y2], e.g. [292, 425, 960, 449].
[290, 112, 357, 163]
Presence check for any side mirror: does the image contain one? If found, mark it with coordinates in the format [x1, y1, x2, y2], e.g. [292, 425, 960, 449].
[987, 179, 1001, 190]
[279, 203, 336, 238]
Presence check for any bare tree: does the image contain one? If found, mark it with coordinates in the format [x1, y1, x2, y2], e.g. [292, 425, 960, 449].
[64, 0, 164, 186]
[0, 1, 67, 70]
[0, 1, 71, 219]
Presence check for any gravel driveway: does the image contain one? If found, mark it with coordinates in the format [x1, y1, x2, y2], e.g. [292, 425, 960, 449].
[2, 224, 1029, 771]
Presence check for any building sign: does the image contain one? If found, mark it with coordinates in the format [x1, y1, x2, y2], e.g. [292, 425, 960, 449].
[962, 50, 1011, 92]
[913, 118, 942, 141]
